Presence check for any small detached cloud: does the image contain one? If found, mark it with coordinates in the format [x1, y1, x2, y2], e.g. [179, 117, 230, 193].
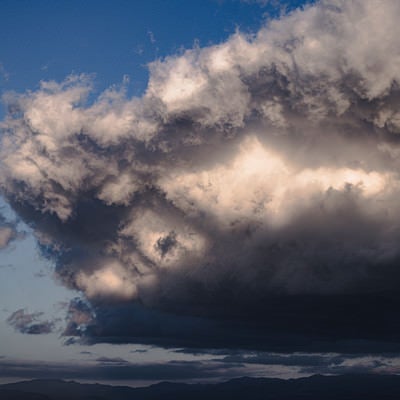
[96, 357, 129, 364]
[7, 309, 55, 335]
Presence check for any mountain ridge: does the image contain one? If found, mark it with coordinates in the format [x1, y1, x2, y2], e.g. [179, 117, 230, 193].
[2, 374, 400, 399]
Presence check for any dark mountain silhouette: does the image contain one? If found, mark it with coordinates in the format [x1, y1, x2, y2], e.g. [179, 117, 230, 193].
[2, 374, 400, 399]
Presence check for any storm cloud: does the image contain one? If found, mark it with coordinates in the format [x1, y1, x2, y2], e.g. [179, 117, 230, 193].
[2, 0, 400, 350]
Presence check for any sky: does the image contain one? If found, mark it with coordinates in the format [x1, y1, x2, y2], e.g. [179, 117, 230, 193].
[2, 0, 400, 387]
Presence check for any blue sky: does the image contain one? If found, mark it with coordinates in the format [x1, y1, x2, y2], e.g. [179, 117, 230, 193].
[3, 0, 400, 388]
[0, 0, 310, 113]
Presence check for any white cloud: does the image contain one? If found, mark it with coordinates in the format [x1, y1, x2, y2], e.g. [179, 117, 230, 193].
[0, 226, 14, 249]
[2, 0, 400, 305]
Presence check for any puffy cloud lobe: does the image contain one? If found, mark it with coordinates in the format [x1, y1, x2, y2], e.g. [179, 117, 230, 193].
[62, 298, 95, 336]
[0, 214, 19, 250]
[2, 0, 400, 349]
[0, 226, 15, 249]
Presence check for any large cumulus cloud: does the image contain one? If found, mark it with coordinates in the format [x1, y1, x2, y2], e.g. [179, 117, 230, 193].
[2, 0, 400, 350]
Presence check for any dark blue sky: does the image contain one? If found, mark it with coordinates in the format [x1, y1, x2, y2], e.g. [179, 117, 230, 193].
[0, 1, 312, 103]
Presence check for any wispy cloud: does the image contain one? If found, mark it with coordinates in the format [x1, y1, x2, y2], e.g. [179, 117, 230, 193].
[0, 63, 9, 82]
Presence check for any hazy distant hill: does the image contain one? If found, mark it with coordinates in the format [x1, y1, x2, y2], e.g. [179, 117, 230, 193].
[2, 374, 400, 399]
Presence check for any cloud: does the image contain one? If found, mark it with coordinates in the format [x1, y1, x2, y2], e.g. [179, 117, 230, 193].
[2, 352, 400, 383]
[147, 30, 156, 44]
[215, 351, 400, 370]
[130, 349, 148, 353]
[65, 296, 400, 353]
[62, 298, 95, 337]
[7, 309, 55, 335]
[95, 357, 129, 364]
[0, 63, 9, 82]
[210, 350, 400, 376]
[0, 214, 19, 250]
[0, 359, 245, 382]
[2, 0, 400, 351]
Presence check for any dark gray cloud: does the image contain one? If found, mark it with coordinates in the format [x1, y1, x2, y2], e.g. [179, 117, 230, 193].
[220, 352, 352, 367]
[210, 350, 400, 376]
[130, 349, 148, 354]
[96, 357, 129, 364]
[0, 359, 245, 382]
[1, 352, 400, 383]
[0, 263, 14, 269]
[7, 309, 55, 335]
[215, 350, 400, 369]
[2, 0, 400, 352]
[63, 296, 400, 353]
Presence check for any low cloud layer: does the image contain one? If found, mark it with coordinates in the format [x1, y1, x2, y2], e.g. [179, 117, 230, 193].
[2, 351, 400, 383]
[0, 358, 246, 383]
[2, 0, 400, 350]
